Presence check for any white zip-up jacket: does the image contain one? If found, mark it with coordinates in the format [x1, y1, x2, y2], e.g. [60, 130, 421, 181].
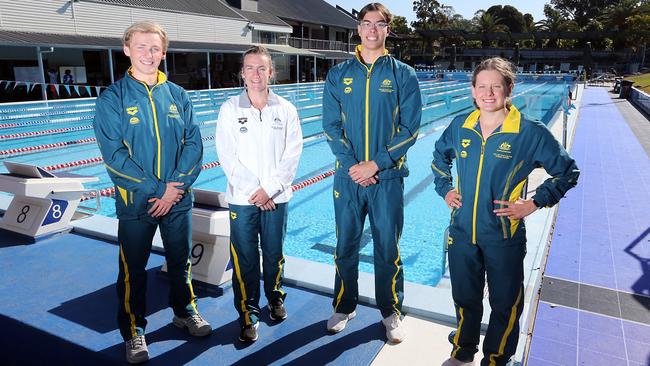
[216, 90, 303, 205]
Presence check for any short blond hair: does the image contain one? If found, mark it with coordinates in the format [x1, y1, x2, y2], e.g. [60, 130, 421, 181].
[122, 21, 169, 52]
[472, 57, 516, 109]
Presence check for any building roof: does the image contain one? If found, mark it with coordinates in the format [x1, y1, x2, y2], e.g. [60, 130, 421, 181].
[259, 0, 357, 30]
[82, 0, 245, 20]
[0, 30, 252, 52]
[236, 9, 289, 27]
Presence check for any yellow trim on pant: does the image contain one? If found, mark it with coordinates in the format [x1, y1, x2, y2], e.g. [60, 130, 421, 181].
[488, 287, 523, 366]
[390, 230, 402, 316]
[230, 242, 251, 325]
[273, 257, 286, 296]
[187, 260, 198, 314]
[333, 252, 345, 311]
[451, 307, 465, 358]
[119, 245, 137, 339]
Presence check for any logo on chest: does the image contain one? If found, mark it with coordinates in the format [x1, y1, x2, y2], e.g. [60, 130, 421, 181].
[379, 79, 394, 93]
[167, 104, 180, 119]
[126, 106, 138, 115]
[237, 117, 248, 125]
[271, 117, 284, 130]
[494, 141, 513, 159]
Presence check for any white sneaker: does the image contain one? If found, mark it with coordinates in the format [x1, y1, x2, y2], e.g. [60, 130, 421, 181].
[172, 313, 212, 337]
[326, 311, 356, 333]
[382, 313, 405, 344]
[441, 357, 474, 366]
[125, 335, 149, 364]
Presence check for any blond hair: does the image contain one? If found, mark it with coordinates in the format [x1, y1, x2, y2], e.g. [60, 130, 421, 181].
[472, 57, 516, 109]
[122, 21, 169, 52]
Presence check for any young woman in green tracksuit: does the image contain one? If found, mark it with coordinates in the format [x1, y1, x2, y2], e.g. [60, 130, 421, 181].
[322, 3, 422, 344]
[432, 58, 579, 366]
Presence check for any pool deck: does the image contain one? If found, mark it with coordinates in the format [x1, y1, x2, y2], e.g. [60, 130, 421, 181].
[1, 84, 649, 365]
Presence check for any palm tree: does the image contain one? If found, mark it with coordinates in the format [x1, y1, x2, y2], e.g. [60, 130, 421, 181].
[536, 6, 577, 48]
[600, 0, 648, 48]
[473, 11, 508, 47]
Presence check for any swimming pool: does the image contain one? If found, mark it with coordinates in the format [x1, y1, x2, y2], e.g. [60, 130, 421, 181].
[0, 79, 571, 286]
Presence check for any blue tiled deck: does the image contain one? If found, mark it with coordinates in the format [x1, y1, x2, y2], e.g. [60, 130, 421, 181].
[0, 231, 385, 365]
[528, 88, 650, 365]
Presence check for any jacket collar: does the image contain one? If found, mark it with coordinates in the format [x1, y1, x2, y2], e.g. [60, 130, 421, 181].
[354, 45, 389, 69]
[126, 68, 167, 88]
[462, 105, 522, 134]
[238, 89, 280, 109]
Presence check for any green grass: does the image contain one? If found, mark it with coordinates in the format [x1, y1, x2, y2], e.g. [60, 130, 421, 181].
[625, 73, 650, 93]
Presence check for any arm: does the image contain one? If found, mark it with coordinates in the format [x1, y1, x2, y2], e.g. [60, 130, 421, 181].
[374, 65, 422, 170]
[530, 127, 580, 207]
[261, 104, 304, 198]
[93, 89, 166, 199]
[431, 123, 456, 199]
[215, 101, 260, 195]
[170, 90, 203, 190]
[322, 67, 358, 172]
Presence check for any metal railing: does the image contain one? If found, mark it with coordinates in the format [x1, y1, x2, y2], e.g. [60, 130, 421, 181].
[288, 37, 357, 52]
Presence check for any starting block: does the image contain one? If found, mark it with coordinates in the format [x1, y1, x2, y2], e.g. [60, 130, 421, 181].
[163, 189, 232, 286]
[0, 161, 98, 240]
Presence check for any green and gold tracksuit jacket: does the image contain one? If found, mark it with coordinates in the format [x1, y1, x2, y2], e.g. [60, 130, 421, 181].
[431, 106, 579, 244]
[93, 70, 203, 219]
[322, 46, 422, 179]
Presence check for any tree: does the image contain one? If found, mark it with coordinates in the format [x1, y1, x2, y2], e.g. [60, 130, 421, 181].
[486, 5, 526, 33]
[411, 0, 455, 60]
[412, 0, 453, 30]
[537, 4, 578, 48]
[549, 0, 619, 27]
[473, 11, 508, 47]
[391, 15, 411, 35]
[600, 0, 648, 48]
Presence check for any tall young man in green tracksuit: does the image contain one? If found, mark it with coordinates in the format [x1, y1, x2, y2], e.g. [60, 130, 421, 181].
[432, 58, 579, 366]
[322, 2, 422, 344]
[93, 21, 210, 364]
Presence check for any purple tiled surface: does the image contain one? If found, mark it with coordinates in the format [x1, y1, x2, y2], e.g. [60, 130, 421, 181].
[529, 88, 650, 366]
[544, 88, 650, 295]
[529, 303, 650, 365]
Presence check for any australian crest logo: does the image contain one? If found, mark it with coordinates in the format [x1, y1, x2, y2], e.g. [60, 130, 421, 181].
[494, 141, 513, 159]
[129, 117, 140, 125]
[344, 87, 352, 94]
[379, 78, 394, 93]
[168, 104, 180, 119]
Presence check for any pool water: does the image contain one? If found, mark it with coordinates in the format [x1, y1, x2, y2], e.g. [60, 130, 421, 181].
[0, 79, 571, 286]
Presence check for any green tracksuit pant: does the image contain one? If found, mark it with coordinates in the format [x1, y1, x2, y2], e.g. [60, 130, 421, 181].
[228, 203, 288, 328]
[116, 209, 198, 341]
[448, 239, 526, 366]
[332, 176, 404, 318]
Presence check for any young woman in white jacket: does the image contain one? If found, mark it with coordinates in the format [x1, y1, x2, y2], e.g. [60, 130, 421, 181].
[215, 45, 303, 343]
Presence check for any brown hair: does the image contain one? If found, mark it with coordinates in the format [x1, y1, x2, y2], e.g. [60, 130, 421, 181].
[471, 57, 516, 109]
[122, 21, 169, 52]
[241, 45, 275, 82]
[358, 2, 393, 24]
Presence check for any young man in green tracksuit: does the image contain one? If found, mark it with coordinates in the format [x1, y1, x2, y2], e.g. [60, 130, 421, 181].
[322, 2, 422, 344]
[93, 21, 210, 364]
[432, 58, 579, 366]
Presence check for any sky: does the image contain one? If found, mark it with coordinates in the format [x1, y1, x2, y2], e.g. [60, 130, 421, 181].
[324, 0, 548, 24]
